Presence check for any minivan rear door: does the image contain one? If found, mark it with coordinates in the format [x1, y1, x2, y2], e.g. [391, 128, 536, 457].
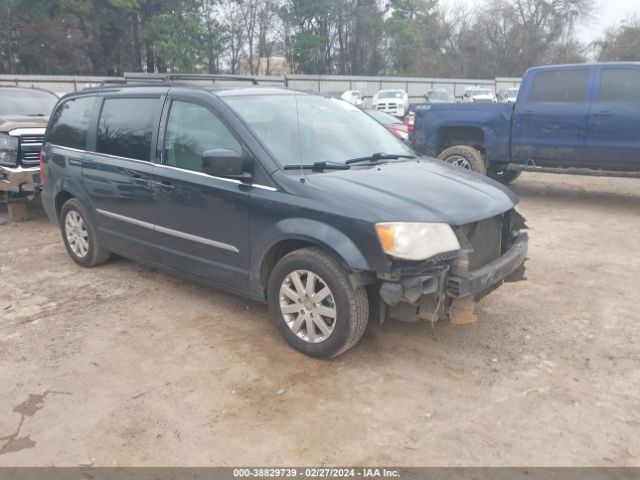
[151, 95, 251, 292]
[82, 94, 164, 260]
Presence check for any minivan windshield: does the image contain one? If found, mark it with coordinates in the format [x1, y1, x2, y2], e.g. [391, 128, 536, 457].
[0, 89, 58, 117]
[225, 94, 414, 168]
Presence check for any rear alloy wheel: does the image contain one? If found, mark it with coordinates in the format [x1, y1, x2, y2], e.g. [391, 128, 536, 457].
[267, 247, 369, 358]
[437, 145, 486, 174]
[60, 198, 112, 267]
[65, 210, 89, 258]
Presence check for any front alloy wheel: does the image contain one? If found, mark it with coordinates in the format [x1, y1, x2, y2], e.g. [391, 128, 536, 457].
[279, 269, 337, 343]
[267, 247, 369, 358]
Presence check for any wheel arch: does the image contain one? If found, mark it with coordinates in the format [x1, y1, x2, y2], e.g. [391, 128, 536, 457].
[50, 175, 93, 224]
[252, 219, 372, 299]
[436, 125, 486, 156]
[55, 190, 75, 221]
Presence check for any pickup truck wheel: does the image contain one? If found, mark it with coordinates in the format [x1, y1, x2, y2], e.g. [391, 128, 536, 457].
[488, 167, 521, 184]
[267, 247, 369, 358]
[437, 145, 486, 174]
[60, 199, 111, 267]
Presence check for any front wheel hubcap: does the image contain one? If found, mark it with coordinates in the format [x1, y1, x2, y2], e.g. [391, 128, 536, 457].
[279, 270, 337, 344]
[65, 210, 89, 258]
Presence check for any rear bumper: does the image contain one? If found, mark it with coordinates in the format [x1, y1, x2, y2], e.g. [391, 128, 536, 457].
[0, 165, 39, 195]
[447, 232, 528, 298]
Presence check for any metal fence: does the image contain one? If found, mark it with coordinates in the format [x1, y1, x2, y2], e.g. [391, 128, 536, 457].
[0, 73, 521, 103]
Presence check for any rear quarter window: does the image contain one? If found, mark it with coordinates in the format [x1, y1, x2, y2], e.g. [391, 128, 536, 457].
[599, 68, 640, 102]
[97, 97, 159, 161]
[529, 69, 589, 103]
[48, 96, 96, 150]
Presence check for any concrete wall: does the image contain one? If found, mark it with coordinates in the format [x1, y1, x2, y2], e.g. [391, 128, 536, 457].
[0, 73, 521, 103]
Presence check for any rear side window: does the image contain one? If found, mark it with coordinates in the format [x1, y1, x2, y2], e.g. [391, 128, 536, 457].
[48, 96, 95, 150]
[97, 98, 158, 161]
[529, 70, 589, 103]
[600, 68, 640, 102]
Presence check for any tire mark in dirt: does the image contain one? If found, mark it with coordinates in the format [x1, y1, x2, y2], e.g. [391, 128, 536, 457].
[0, 390, 71, 455]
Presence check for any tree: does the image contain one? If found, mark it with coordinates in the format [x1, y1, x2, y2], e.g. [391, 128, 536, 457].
[384, 0, 445, 76]
[146, 0, 206, 72]
[0, 0, 597, 78]
[595, 17, 640, 62]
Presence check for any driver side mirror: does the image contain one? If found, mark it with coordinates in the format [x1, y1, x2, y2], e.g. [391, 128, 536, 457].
[201, 149, 252, 181]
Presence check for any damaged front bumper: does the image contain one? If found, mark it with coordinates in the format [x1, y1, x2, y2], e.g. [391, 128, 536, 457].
[0, 165, 40, 199]
[377, 212, 528, 324]
[447, 232, 528, 298]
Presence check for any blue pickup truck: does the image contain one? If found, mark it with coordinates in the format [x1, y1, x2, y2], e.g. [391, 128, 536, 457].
[411, 63, 640, 183]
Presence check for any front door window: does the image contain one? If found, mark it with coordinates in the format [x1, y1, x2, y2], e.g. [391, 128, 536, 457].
[164, 101, 241, 173]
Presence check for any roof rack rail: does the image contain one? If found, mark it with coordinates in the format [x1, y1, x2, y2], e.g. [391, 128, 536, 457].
[123, 73, 259, 85]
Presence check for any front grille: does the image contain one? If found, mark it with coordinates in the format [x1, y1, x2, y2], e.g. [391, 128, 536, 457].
[21, 151, 41, 164]
[20, 134, 44, 145]
[456, 216, 503, 271]
[18, 134, 44, 166]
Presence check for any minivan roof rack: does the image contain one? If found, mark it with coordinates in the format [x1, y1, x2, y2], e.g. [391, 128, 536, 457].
[122, 73, 259, 86]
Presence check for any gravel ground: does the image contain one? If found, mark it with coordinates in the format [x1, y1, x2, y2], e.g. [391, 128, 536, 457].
[0, 173, 639, 467]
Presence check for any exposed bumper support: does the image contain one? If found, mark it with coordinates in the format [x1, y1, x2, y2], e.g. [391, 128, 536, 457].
[447, 232, 528, 298]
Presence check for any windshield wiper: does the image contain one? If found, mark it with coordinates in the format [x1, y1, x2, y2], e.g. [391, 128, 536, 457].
[283, 161, 351, 172]
[345, 152, 416, 165]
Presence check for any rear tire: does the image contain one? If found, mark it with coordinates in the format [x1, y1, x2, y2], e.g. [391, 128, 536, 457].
[60, 198, 111, 267]
[437, 145, 486, 174]
[267, 247, 369, 358]
[488, 166, 521, 184]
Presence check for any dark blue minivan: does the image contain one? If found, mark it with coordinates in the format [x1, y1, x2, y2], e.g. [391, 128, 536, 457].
[40, 82, 528, 358]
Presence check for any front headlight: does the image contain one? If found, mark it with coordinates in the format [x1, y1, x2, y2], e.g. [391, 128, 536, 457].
[0, 133, 19, 167]
[375, 222, 460, 261]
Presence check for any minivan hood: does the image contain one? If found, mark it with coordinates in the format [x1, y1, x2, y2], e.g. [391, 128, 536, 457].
[291, 158, 518, 226]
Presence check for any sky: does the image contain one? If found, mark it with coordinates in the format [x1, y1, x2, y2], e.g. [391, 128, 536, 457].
[444, 0, 640, 45]
[575, 0, 640, 44]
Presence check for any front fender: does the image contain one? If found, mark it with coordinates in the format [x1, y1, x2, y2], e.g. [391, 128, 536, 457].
[250, 218, 372, 298]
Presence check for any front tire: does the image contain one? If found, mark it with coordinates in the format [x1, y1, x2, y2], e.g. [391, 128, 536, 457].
[437, 145, 486, 174]
[267, 247, 369, 358]
[60, 198, 111, 267]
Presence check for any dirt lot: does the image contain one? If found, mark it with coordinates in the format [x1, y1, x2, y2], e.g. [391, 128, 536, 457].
[0, 173, 639, 467]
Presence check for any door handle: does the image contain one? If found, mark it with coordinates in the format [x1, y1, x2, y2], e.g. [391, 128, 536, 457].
[131, 174, 148, 185]
[157, 180, 175, 193]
